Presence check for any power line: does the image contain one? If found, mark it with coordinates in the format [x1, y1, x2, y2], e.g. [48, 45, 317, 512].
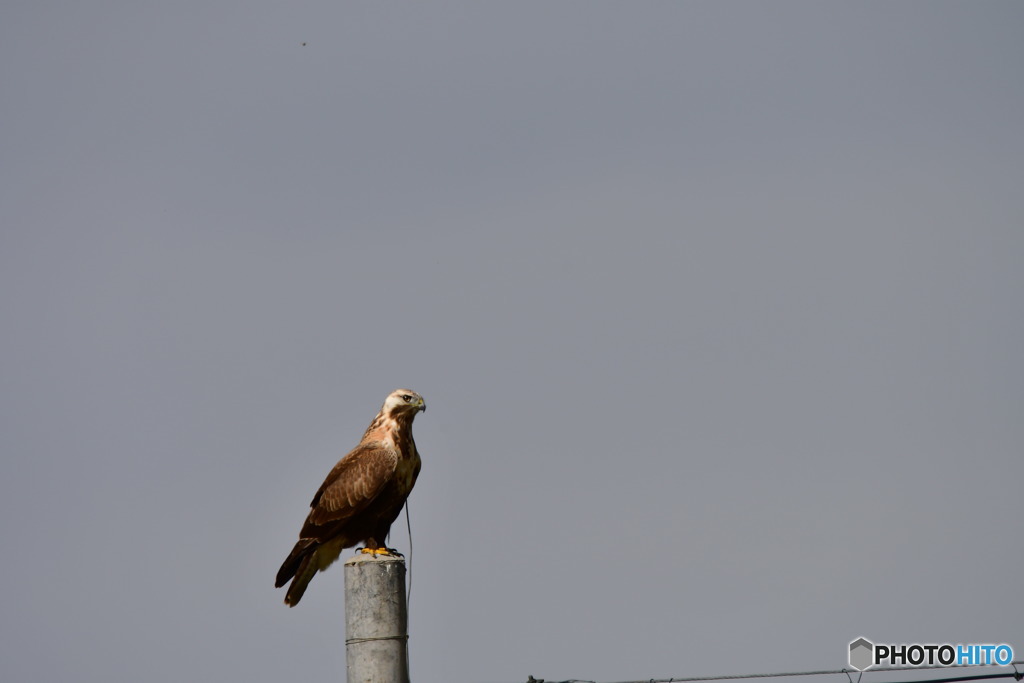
[909, 673, 1021, 683]
[525, 660, 1024, 683]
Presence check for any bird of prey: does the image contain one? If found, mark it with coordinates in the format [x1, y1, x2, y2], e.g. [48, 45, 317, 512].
[276, 389, 426, 606]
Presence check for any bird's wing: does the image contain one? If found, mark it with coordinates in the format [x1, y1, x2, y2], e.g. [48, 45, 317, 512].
[305, 443, 398, 527]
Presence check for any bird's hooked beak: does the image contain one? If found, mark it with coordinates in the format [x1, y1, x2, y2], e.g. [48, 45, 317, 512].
[417, 397, 426, 413]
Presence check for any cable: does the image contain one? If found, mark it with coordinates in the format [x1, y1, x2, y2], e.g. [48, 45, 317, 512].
[403, 499, 413, 675]
[526, 661, 1024, 683]
[895, 673, 1021, 683]
[404, 498, 412, 607]
[619, 662, 1024, 683]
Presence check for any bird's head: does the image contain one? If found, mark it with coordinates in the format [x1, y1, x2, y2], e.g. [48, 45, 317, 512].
[381, 389, 426, 417]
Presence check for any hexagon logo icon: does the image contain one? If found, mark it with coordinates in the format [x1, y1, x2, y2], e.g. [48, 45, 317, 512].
[849, 637, 874, 671]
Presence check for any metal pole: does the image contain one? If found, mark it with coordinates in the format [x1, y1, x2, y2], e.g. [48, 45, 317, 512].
[343, 554, 409, 683]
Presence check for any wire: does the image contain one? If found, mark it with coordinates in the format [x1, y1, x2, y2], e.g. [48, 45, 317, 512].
[526, 661, 1024, 683]
[900, 674, 1021, 683]
[404, 498, 413, 608]
[403, 499, 414, 676]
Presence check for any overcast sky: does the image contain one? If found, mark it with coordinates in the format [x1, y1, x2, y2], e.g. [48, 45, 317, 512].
[2, 3, 1022, 683]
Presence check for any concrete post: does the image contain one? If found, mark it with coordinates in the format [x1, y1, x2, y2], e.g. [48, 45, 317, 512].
[343, 553, 409, 683]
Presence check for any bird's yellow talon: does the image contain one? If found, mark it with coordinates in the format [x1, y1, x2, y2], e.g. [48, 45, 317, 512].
[358, 547, 403, 557]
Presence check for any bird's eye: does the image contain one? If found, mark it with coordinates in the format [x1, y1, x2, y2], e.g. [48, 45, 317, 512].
[401, 394, 412, 402]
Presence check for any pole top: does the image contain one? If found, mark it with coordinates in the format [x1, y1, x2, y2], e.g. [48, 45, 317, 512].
[343, 552, 406, 567]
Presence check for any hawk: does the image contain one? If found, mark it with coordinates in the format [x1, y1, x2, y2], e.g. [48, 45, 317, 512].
[275, 389, 426, 606]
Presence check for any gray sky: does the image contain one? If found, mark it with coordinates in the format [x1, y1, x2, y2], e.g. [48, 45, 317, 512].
[2, 3, 1022, 682]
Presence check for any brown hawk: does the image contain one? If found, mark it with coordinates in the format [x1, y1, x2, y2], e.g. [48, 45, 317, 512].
[275, 389, 426, 606]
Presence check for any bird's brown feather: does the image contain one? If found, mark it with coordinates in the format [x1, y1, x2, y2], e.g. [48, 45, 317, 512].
[307, 444, 398, 526]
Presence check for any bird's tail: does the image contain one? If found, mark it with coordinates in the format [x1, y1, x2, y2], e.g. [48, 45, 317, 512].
[276, 539, 318, 607]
